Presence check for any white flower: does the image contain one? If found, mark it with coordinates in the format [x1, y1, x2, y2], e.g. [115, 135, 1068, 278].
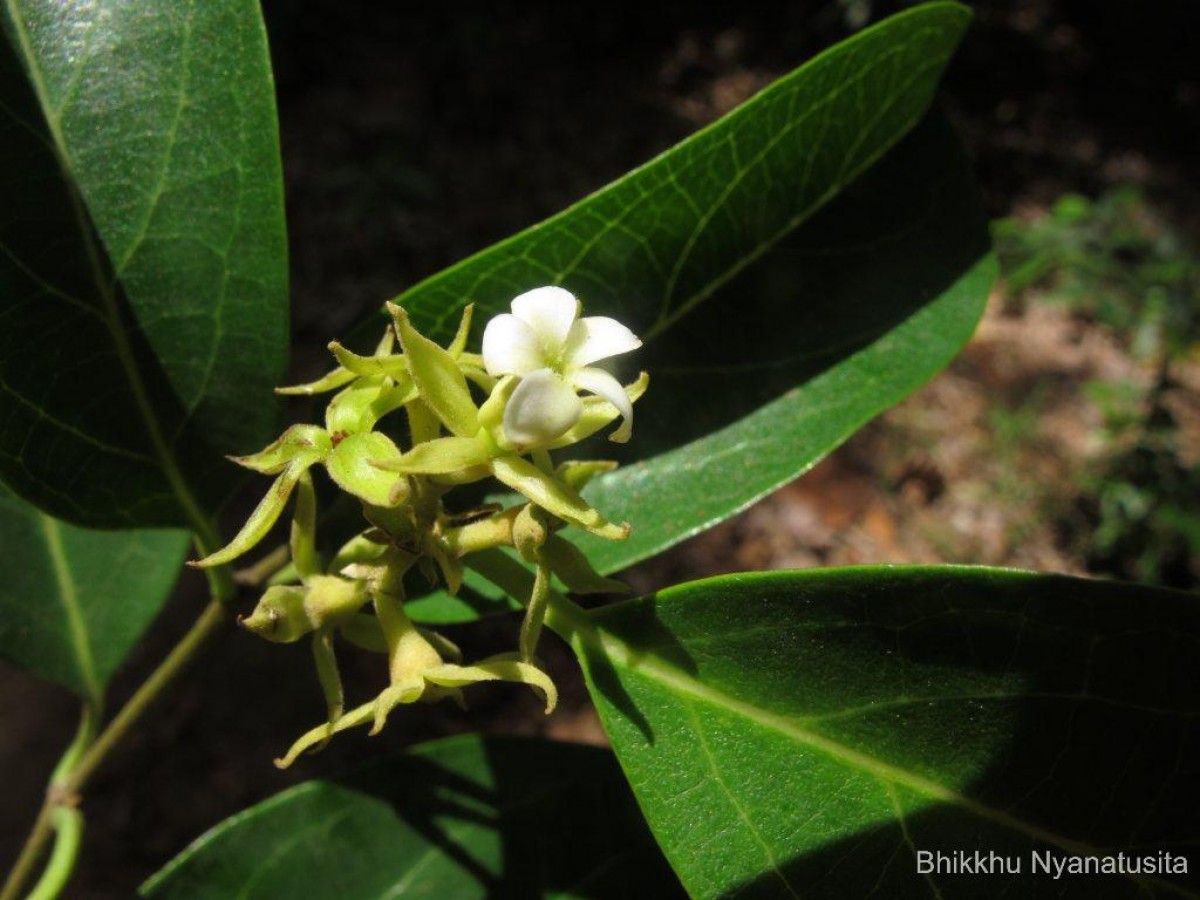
[481, 286, 641, 447]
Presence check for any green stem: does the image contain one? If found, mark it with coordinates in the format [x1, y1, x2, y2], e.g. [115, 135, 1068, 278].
[25, 808, 82, 900]
[65, 598, 229, 793]
[0, 803, 52, 900]
[0, 710, 93, 900]
[519, 563, 551, 662]
[464, 546, 594, 642]
[3, 531, 234, 900]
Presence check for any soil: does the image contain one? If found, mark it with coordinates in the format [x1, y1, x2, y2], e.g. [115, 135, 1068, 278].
[2, 1, 1198, 895]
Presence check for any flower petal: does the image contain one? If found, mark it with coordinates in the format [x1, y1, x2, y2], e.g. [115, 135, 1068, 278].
[502, 369, 583, 447]
[510, 286, 579, 353]
[571, 367, 634, 442]
[564, 316, 641, 368]
[481, 313, 545, 376]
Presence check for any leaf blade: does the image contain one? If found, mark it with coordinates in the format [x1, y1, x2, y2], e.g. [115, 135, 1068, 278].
[371, 4, 991, 591]
[0, 487, 187, 698]
[141, 735, 684, 899]
[397, 3, 972, 345]
[564, 567, 1200, 898]
[0, 0, 288, 527]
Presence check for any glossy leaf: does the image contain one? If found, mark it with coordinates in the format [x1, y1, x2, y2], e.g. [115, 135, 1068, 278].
[0, 0, 288, 527]
[574, 109, 994, 575]
[556, 567, 1200, 898]
[142, 734, 684, 899]
[381, 5, 990, 624]
[405, 108, 993, 627]
[0, 487, 187, 702]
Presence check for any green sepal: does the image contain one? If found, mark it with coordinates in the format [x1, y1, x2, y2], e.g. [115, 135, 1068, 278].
[448, 303, 475, 356]
[290, 471, 320, 580]
[240, 585, 312, 643]
[329, 533, 390, 573]
[389, 303, 480, 438]
[325, 376, 417, 435]
[553, 460, 618, 493]
[478, 375, 518, 447]
[405, 398, 443, 446]
[312, 629, 343, 735]
[429, 465, 493, 486]
[542, 533, 630, 594]
[423, 654, 558, 714]
[229, 425, 331, 475]
[327, 342, 410, 380]
[194, 458, 317, 567]
[547, 372, 649, 449]
[275, 699, 375, 768]
[371, 435, 492, 476]
[492, 456, 629, 540]
[325, 432, 407, 507]
[462, 366, 497, 396]
[275, 368, 356, 397]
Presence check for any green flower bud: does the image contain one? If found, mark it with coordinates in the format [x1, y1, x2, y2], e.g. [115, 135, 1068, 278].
[240, 585, 311, 643]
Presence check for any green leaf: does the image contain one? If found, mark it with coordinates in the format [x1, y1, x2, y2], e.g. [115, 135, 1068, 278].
[0, 0, 288, 528]
[142, 734, 684, 899]
[405, 108, 994, 625]
[370, 4, 989, 608]
[556, 567, 1200, 898]
[0, 487, 187, 702]
[575, 110, 994, 574]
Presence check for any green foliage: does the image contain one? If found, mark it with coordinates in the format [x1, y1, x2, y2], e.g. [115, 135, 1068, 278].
[0, 487, 187, 702]
[994, 187, 1200, 588]
[993, 187, 1200, 361]
[0, 0, 288, 528]
[566, 567, 1199, 898]
[7, 2, 1195, 899]
[409, 107, 995, 623]
[1082, 384, 1200, 588]
[141, 735, 683, 899]
[391, 3, 994, 623]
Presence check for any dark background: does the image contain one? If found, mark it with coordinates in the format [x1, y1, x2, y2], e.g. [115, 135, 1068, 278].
[3, 1, 1198, 894]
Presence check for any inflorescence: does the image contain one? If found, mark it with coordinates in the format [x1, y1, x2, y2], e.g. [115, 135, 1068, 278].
[193, 286, 646, 767]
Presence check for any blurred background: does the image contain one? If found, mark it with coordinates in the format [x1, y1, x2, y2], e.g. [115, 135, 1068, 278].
[3, 0, 1198, 893]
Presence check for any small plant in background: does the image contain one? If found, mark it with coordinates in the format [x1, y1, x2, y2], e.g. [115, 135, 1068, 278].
[993, 186, 1200, 362]
[995, 187, 1200, 588]
[1, 3, 1196, 899]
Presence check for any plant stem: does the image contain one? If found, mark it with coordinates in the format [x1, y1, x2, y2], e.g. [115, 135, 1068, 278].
[2, 555, 234, 900]
[1, 797, 53, 900]
[25, 808, 82, 900]
[0, 710, 93, 900]
[66, 598, 230, 793]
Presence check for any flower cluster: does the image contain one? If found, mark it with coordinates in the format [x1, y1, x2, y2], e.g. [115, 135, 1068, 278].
[195, 287, 645, 767]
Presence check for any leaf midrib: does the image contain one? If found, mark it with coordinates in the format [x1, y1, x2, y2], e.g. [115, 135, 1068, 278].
[403, 3, 968, 345]
[2, 0, 213, 541]
[555, 599, 1198, 899]
[37, 513, 100, 707]
[645, 36, 951, 341]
